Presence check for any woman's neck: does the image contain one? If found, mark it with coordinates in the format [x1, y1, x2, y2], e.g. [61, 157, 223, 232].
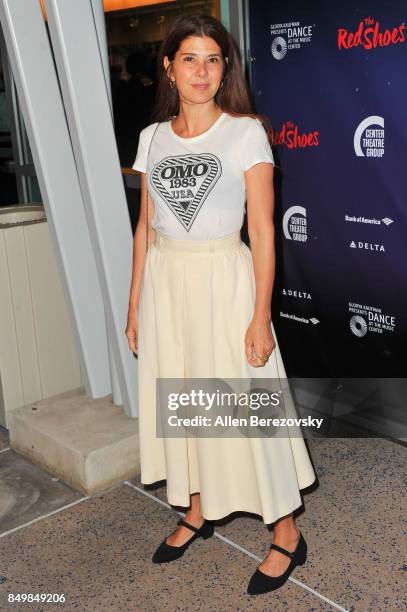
[171, 104, 223, 138]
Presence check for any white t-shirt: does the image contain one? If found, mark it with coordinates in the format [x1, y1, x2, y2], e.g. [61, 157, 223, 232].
[132, 112, 274, 240]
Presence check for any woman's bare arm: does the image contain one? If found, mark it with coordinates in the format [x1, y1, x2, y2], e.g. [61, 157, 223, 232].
[243, 161, 276, 366]
[245, 162, 275, 323]
[128, 172, 156, 317]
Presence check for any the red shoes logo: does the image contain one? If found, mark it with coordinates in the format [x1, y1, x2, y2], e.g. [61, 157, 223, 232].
[270, 121, 319, 149]
[338, 16, 405, 50]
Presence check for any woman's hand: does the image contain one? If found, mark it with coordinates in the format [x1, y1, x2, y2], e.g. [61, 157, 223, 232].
[245, 316, 275, 367]
[125, 312, 138, 355]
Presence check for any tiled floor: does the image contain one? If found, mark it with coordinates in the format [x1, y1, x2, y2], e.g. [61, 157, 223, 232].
[0, 425, 406, 611]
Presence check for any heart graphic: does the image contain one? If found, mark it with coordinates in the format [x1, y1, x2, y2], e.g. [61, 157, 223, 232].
[150, 153, 222, 231]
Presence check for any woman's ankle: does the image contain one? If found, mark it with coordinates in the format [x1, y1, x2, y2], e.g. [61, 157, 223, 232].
[184, 509, 204, 524]
[187, 493, 203, 522]
[273, 515, 300, 540]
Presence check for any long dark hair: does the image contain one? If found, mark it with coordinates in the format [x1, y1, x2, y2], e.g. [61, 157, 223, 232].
[151, 14, 272, 136]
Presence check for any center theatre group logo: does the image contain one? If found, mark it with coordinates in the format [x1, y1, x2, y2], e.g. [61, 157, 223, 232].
[337, 16, 405, 50]
[150, 154, 222, 231]
[354, 116, 384, 158]
[283, 205, 307, 242]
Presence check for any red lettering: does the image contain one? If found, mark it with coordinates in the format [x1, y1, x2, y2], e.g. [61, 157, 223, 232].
[307, 131, 320, 146]
[382, 30, 392, 46]
[293, 127, 300, 147]
[283, 126, 320, 149]
[337, 28, 348, 49]
[271, 127, 284, 146]
[391, 27, 399, 43]
[353, 21, 364, 46]
[337, 18, 406, 50]
[286, 129, 294, 149]
[372, 21, 381, 47]
[364, 27, 374, 49]
[273, 124, 319, 149]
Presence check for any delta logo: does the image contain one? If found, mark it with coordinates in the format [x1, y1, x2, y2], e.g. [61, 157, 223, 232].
[270, 121, 319, 149]
[338, 16, 405, 50]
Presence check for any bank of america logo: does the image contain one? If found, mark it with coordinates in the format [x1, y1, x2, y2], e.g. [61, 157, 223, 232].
[381, 217, 393, 225]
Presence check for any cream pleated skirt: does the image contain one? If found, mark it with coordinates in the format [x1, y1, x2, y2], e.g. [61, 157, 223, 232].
[137, 229, 316, 524]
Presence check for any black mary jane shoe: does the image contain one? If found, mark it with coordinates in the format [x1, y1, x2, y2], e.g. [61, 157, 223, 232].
[152, 517, 214, 564]
[247, 531, 307, 595]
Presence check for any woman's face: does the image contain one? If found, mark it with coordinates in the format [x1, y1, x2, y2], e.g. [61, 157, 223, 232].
[164, 35, 226, 107]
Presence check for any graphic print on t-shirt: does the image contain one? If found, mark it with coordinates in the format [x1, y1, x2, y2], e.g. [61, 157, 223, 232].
[150, 153, 222, 231]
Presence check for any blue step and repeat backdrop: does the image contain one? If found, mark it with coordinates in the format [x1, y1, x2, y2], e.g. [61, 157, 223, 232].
[247, 1, 406, 436]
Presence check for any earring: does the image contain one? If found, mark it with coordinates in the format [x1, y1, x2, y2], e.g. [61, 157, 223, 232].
[169, 79, 175, 89]
[220, 80, 224, 88]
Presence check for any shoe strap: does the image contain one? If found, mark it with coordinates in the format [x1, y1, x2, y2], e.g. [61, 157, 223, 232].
[177, 518, 201, 533]
[269, 543, 294, 559]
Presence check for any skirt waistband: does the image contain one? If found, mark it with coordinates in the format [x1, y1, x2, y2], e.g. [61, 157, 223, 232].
[153, 230, 243, 253]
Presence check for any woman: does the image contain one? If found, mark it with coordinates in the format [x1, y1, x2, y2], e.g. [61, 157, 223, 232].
[126, 14, 316, 596]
